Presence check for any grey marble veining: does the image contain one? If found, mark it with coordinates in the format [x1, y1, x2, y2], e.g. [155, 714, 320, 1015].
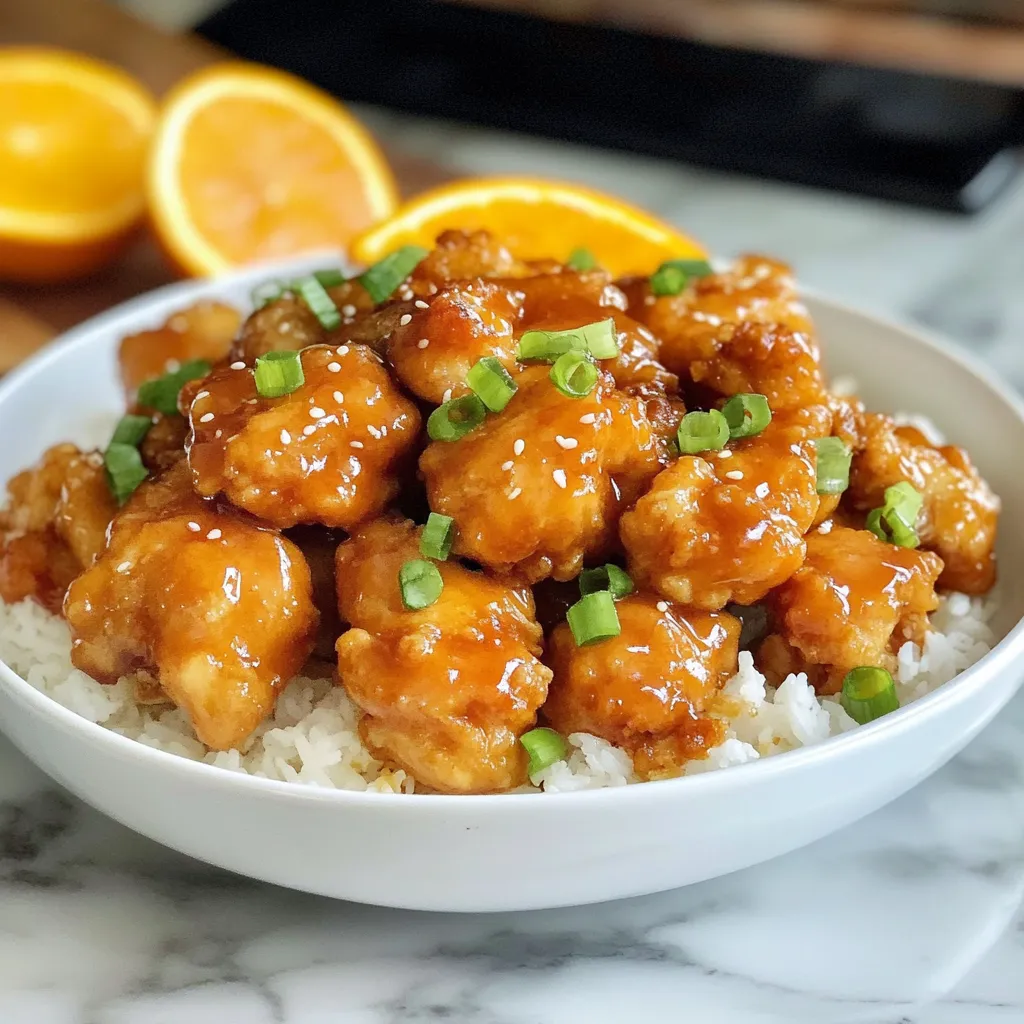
[3, 116, 1024, 1023]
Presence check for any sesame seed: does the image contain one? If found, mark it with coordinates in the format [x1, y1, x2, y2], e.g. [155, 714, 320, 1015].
[115, 561, 131, 573]
[717, 450, 733, 459]
[579, 413, 596, 425]
[442, 388, 453, 403]
[400, 288, 414, 300]
[656, 601, 668, 612]
[333, 390, 344, 403]
[207, 529, 222, 540]
[341, 304, 357, 317]
[555, 435, 578, 450]
[303, 425, 316, 436]
[725, 470, 744, 480]
[552, 469, 567, 489]
[165, 359, 180, 372]
[501, 460, 514, 471]
[280, 429, 291, 444]
[399, 313, 412, 326]
[417, 338, 430, 349]
[415, 299, 429, 309]
[186, 522, 201, 532]
[337, 345, 350, 356]
[367, 425, 382, 439]
[513, 438, 525, 456]
[230, 361, 246, 370]
[214, 429, 222, 439]
[350, 440, 364, 449]
[195, 390, 209, 401]
[508, 487, 522, 500]
[428, 284, 438, 295]
[327, 362, 341, 373]
[245, 398, 258, 405]
[199, 412, 215, 423]
[309, 406, 326, 419]
[755, 482, 770, 499]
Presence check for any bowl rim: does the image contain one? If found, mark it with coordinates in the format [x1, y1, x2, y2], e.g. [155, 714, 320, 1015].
[1, 255, 1023, 811]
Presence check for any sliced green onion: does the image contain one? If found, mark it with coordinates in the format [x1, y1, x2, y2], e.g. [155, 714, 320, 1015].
[293, 275, 341, 330]
[550, 351, 599, 399]
[110, 413, 152, 448]
[520, 727, 570, 776]
[312, 268, 346, 288]
[649, 258, 714, 297]
[467, 357, 517, 412]
[566, 247, 597, 272]
[104, 443, 149, 506]
[813, 437, 852, 495]
[137, 359, 212, 417]
[427, 394, 487, 442]
[358, 245, 429, 305]
[567, 590, 621, 647]
[722, 393, 772, 440]
[251, 279, 286, 309]
[840, 666, 900, 724]
[398, 558, 443, 610]
[578, 564, 634, 600]
[420, 512, 456, 561]
[517, 318, 619, 362]
[677, 409, 729, 455]
[866, 481, 923, 548]
[254, 350, 305, 398]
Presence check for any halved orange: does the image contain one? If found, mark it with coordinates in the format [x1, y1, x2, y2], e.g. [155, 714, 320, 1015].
[0, 48, 157, 284]
[351, 177, 707, 276]
[148, 62, 400, 277]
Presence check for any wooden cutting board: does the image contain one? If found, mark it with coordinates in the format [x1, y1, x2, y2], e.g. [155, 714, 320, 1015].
[0, 0, 455, 372]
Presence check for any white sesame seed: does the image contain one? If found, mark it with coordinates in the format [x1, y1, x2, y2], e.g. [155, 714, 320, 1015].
[186, 522, 201, 532]
[656, 600, 669, 612]
[327, 362, 342, 373]
[717, 449, 733, 459]
[579, 413, 596, 425]
[399, 313, 412, 326]
[245, 398, 258, 405]
[195, 390, 209, 400]
[303, 425, 316, 436]
[501, 460, 514, 471]
[442, 388, 453, 403]
[309, 406, 326, 419]
[280, 429, 291, 444]
[508, 487, 522, 500]
[199, 412, 215, 423]
[513, 438, 525, 456]
[350, 440, 364, 449]
[415, 299, 429, 309]
[206, 529, 222, 540]
[341, 304, 357, 317]
[755, 482, 770, 499]
[230, 361, 246, 370]
[333, 390, 344, 403]
[555, 435, 578, 450]
[337, 345, 350, 356]
[367, 425, 382, 439]
[428, 284, 438, 295]
[725, 470, 744, 480]
[214, 429, 222, 439]
[417, 338, 430, 349]
[115, 561, 131, 573]
[552, 469, 567, 489]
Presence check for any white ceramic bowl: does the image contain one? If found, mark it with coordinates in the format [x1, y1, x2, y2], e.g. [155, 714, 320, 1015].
[0, 256, 1021, 912]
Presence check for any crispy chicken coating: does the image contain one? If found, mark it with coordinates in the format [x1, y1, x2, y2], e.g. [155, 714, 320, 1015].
[334, 517, 552, 793]
[188, 343, 421, 529]
[847, 414, 999, 593]
[759, 525, 943, 694]
[411, 229, 532, 287]
[620, 432, 821, 609]
[65, 463, 318, 749]
[544, 594, 741, 777]
[420, 367, 665, 581]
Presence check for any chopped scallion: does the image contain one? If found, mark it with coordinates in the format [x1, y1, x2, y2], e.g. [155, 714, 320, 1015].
[104, 443, 149, 506]
[649, 258, 714, 297]
[312, 268, 346, 288]
[293, 275, 341, 330]
[813, 437, 852, 495]
[398, 558, 443, 610]
[567, 590, 621, 647]
[517, 318, 618, 362]
[566, 247, 597, 271]
[549, 351, 598, 399]
[466, 357, 517, 412]
[677, 409, 729, 455]
[359, 245, 429, 305]
[520, 727, 570, 776]
[722, 393, 772, 440]
[578, 564, 633, 600]
[420, 513, 456, 561]
[109, 414, 152, 448]
[254, 350, 305, 398]
[137, 359, 211, 417]
[426, 394, 487, 442]
[865, 481, 923, 548]
[840, 666, 900, 724]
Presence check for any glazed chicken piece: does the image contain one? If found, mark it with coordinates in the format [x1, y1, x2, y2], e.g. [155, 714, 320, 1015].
[420, 367, 665, 582]
[620, 431, 821, 610]
[334, 517, 552, 793]
[64, 463, 318, 749]
[119, 302, 240, 397]
[188, 343, 421, 529]
[544, 594, 741, 778]
[0, 445, 117, 613]
[847, 414, 999, 593]
[759, 525, 943, 694]
[410, 229, 533, 288]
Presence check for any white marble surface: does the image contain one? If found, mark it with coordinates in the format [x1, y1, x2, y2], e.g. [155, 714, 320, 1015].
[4, 116, 1024, 1022]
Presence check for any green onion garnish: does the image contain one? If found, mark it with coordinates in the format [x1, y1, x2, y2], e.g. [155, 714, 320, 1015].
[722, 393, 772, 440]
[426, 394, 487, 442]
[578, 564, 633, 600]
[251, 280, 285, 309]
[866, 481, 923, 548]
[312, 268, 346, 288]
[137, 359, 212, 417]
[813, 437, 852, 495]
[110, 413, 153, 448]
[649, 258, 714, 297]
[420, 512, 456, 561]
[517, 318, 619, 362]
[566, 247, 597, 272]
[104, 443, 149, 506]
[358, 245, 429, 305]
[254, 350, 305, 399]
[398, 558, 443, 610]
[677, 409, 730, 455]
[840, 666, 900, 724]
[567, 590, 621, 647]
[549, 351, 599, 399]
[520, 727, 570, 776]
[466, 357, 517, 413]
[293, 275, 341, 330]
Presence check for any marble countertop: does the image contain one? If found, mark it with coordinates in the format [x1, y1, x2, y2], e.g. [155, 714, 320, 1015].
[4, 115, 1024, 1023]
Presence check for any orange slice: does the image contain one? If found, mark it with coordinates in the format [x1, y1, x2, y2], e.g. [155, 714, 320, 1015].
[0, 48, 156, 284]
[148, 62, 400, 277]
[351, 177, 707, 276]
